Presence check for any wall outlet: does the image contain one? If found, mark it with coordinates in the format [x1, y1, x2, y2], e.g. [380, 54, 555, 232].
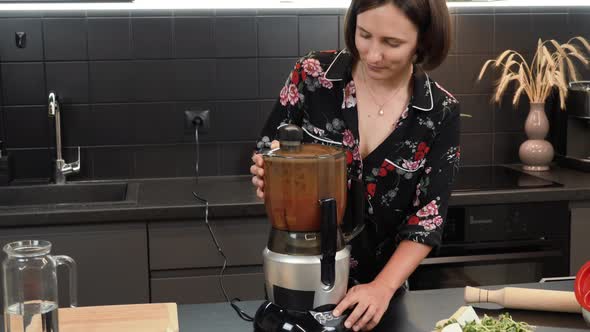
[184, 109, 210, 134]
[15, 32, 26, 48]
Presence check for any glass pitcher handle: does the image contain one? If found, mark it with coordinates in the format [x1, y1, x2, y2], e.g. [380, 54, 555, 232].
[53, 255, 78, 308]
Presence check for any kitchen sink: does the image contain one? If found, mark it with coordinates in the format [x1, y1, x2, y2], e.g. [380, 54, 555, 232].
[0, 181, 139, 208]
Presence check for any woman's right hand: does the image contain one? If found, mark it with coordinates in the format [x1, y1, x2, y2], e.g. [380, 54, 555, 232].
[251, 140, 279, 199]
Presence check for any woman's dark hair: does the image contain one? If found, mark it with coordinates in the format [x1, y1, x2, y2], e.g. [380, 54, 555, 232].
[344, 0, 452, 71]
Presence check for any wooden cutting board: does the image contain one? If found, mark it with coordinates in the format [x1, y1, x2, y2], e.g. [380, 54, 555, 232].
[6, 303, 179, 332]
[59, 303, 179, 332]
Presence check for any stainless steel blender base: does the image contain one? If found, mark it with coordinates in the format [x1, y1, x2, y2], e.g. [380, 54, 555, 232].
[263, 246, 350, 311]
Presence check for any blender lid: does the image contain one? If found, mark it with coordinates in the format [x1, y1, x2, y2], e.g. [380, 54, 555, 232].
[267, 143, 344, 158]
[264, 124, 344, 159]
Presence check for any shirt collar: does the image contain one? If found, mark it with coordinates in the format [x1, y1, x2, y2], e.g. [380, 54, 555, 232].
[323, 49, 352, 82]
[410, 65, 434, 112]
[323, 49, 434, 112]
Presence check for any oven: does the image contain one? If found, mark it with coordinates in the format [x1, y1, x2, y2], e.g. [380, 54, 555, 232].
[408, 166, 569, 290]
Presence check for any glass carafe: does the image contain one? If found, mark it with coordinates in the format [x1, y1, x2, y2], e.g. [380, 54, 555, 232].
[2, 240, 77, 332]
[263, 125, 347, 232]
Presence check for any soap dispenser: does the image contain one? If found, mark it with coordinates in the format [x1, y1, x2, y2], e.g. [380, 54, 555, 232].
[0, 140, 12, 185]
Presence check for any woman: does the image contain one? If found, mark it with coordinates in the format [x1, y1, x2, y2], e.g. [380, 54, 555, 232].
[251, 0, 460, 330]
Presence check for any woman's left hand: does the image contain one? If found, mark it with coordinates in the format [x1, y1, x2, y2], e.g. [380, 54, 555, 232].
[332, 281, 396, 331]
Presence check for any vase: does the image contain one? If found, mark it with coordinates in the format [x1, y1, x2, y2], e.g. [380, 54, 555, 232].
[518, 102, 554, 171]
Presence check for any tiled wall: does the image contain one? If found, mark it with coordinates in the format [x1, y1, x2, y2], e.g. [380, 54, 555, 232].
[0, 6, 588, 181]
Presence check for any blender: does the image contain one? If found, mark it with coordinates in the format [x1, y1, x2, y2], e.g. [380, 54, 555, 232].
[254, 124, 363, 332]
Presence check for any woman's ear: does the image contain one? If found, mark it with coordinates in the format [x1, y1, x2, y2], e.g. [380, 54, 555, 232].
[411, 52, 419, 64]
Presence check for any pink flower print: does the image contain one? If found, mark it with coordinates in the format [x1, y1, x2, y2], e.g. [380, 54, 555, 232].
[318, 75, 333, 89]
[432, 215, 443, 227]
[435, 81, 457, 101]
[287, 84, 300, 106]
[342, 81, 357, 109]
[348, 81, 356, 94]
[302, 58, 322, 77]
[352, 146, 361, 161]
[342, 129, 355, 148]
[419, 219, 437, 231]
[402, 159, 422, 172]
[425, 167, 432, 174]
[279, 85, 289, 106]
[416, 200, 439, 218]
[419, 216, 443, 232]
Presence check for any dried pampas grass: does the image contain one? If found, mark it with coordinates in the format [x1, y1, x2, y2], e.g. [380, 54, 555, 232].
[478, 36, 590, 110]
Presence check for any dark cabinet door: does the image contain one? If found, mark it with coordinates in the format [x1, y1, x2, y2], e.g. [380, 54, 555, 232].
[148, 217, 270, 303]
[151, 269, 265, 304]
[0, 222, 149, 307]
[148, 217, 270, 270]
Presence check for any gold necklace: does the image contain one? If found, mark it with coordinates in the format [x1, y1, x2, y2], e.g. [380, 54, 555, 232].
[361, 64, 408, 116]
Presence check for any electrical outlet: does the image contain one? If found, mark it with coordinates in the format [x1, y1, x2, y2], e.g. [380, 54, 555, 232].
[185, 109, 210, 134]
[15, 32, 26, 48]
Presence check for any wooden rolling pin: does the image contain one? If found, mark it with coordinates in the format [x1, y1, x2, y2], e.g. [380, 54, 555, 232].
[465, 286, 582, 313]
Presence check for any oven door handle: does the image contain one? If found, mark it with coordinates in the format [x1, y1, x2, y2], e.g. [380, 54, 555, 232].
[420, 250, 562, 265]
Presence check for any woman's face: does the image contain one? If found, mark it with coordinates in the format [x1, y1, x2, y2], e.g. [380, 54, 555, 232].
[355, 2, 419, 81]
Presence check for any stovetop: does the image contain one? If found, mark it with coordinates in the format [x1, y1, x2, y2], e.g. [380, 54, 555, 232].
[453, 165, 563, 192]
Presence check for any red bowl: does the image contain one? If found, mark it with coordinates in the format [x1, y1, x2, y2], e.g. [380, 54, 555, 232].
[575, 261, 590, 311]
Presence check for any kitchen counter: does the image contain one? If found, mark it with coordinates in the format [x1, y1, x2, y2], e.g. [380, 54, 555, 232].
[180, 280, 588, 332]
[0, 281, 583, 332]
[2, 165, 590, 227]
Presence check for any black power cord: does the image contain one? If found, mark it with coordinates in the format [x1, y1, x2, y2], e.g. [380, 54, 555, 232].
[191, 125, 254, 322]
[193, 117, 201, 181]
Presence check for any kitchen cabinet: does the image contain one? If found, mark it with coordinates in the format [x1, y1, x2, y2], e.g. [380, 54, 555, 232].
[151, 269, 265, 304]
[0, 223, 149, 307]
[570, 201, 590, 275]
[148, 217, 270, 303]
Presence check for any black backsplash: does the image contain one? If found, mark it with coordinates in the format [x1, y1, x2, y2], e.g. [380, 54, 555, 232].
[0, 6, 589, 181]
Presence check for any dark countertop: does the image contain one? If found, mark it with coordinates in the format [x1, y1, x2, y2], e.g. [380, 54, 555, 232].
[181, 280, 589, 332]
[0, 282, 583, 332]
[2, 165, 590, 227]
[452, 165, 590, 206]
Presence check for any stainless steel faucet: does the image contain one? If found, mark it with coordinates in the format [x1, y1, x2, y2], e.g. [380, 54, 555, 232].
[48, 92, 80, 184]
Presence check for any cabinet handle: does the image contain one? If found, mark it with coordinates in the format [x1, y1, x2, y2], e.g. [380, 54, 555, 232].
[420, 250, 562, 265]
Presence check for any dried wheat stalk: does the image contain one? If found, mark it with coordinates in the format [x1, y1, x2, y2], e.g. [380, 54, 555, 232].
[478, 36, 590, 110]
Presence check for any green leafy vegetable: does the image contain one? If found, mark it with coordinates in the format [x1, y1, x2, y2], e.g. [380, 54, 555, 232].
[435, 313, 535, 332]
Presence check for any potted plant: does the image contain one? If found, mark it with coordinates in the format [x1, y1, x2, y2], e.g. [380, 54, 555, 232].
[478, 36, 590, 171]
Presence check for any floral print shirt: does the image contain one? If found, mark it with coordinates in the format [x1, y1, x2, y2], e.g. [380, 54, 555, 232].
[256, 50, 461, 283]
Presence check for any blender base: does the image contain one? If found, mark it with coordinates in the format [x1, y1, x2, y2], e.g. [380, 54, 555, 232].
[254, 301, 351, 332]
